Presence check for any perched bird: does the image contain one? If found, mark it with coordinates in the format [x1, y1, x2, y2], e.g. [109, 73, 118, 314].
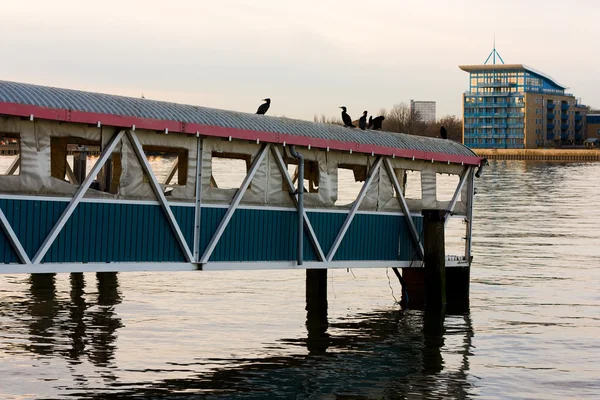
[368, 116, 373, 129]
[256, 98, 271, 115]
[340, 106, 355, 128]
[440, 125, 448, 139]
[359, 111, 368, 130]
[371, 116, 385, 130]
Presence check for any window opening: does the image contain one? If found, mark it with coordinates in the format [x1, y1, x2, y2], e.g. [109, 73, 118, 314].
[143, 146, 188, 187]
[0, 134, 20, 176]
[402, 170, 422, 200]
[283, 157, 319, 193]
[211, 151, 250, 189]
[51, 137, 119, 193]
[335, 164, 366, 206]
[436, 173, 460, 202]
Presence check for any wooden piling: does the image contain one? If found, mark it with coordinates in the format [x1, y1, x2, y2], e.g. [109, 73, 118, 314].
[73, 148, 87, 184]
[423, 209, 446, 310]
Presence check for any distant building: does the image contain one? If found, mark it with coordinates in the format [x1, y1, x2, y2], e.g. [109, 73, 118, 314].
[586, 115, 600, 142]
[460, 60, 586, 149]
[410, 100, 436, 123]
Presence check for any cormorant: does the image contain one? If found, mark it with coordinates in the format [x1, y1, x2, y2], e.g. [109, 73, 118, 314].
[256, 98, 271, 115]
[371, 116, 385, 130]
[359, 111, 368, 130]
[440, 125, 447, 139]
[340, 106, 355, 128]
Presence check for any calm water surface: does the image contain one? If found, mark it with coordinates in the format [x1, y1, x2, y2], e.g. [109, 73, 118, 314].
[1, 160, 599, 399]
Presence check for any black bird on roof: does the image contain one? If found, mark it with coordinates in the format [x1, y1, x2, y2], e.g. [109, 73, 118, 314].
[440, 125, 448, 139]
[368, 116, 373, 129]
[359, 111, 368, 130]
[256, 98, 271, 115]
[371, 116, 385, 130]
[340, 106, 355, 128]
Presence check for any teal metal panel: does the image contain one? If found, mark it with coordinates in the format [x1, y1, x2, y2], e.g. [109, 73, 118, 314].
[398, 215, 424, 262]
[0, 220, 19, 263]
[40, 201, 186, 263]
[333, 214, 400, 261]
[307, 211, 423, 262]
[0, 199, 67, 260]
[306, 212, 346, 255]
[206, 208, 317, 262]
[172, 205, 195, 252]
[198, 207, 227, 258]
[0, 199, 424, 264]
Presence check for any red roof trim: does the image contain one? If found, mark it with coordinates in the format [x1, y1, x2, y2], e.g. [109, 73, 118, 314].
[0, 101, 483, 166]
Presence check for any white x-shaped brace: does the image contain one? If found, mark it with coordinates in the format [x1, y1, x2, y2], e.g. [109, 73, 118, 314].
[0, 130, 195, 265]
[270, 148, 429, 263]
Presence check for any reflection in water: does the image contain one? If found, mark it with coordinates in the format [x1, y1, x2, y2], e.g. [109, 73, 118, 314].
[27, 273, 59, 356]
[67, 273, 86, 362]
[88, 272, 122, 369]
[2, 271, 476, 399]
[7, 272, 123, 370]
[63, 302, 473, 398]
[305, 270, 330, 355]
[422, 309, 445, 376]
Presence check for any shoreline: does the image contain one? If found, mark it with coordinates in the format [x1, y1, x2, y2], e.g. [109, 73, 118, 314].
[475, 148, 600, 161]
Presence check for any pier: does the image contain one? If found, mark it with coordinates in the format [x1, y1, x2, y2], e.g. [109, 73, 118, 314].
[0, 80, 485, 311]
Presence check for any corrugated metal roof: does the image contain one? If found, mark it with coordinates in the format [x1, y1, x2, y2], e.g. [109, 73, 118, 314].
[0, 80, 478, 160]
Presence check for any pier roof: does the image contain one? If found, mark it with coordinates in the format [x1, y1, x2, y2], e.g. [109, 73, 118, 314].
[0, 80, 482, 166]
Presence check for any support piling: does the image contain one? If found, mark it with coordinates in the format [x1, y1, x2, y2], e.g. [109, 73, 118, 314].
[423, 209, 446, 311]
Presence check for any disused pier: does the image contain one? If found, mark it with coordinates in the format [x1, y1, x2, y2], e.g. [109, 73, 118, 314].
[0, 80, 485, 311]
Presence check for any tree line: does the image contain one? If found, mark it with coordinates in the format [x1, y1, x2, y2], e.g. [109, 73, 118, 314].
[314, 102, 462, 142]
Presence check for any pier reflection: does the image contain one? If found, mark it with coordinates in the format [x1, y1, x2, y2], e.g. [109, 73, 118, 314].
[27, 273, 59, 356]
[68, 303, 474, 399]
[2, 273, 474, 398]
[10, 272, 123, 368]
[88, 272, 122, 368]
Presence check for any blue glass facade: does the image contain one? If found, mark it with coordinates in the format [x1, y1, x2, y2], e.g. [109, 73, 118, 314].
[461, 66, 576, 149]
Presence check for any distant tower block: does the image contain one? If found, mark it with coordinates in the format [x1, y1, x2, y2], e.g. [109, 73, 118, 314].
[410, 100, 436, 124]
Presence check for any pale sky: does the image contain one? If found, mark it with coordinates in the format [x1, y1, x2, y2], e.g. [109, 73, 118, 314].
[1, 0, 598, 121]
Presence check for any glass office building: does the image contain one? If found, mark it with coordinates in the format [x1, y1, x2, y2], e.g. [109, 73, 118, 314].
[460, 64, 586, 148]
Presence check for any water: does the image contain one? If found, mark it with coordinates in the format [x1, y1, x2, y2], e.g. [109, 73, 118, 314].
[1, 160, 600, 399]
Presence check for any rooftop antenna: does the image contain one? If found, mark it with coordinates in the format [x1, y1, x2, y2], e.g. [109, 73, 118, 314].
[484, 35, 504, 65]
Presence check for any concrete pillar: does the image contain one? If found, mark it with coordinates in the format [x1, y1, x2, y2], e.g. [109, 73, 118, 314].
[423, 209, 446, 311]
[305, 269, 329, 354]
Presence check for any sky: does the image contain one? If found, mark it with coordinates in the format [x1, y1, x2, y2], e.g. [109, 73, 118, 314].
[0, 0, 599, 121]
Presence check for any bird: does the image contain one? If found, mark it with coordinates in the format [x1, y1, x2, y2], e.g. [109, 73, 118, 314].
[340, 106, 355, 128]
[371, 116, 385, 130]
[359, 111, 368, 130]
[368, 116, 373, 129]
[440, 125, 448, 139]
[256, 98, 271, 115]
